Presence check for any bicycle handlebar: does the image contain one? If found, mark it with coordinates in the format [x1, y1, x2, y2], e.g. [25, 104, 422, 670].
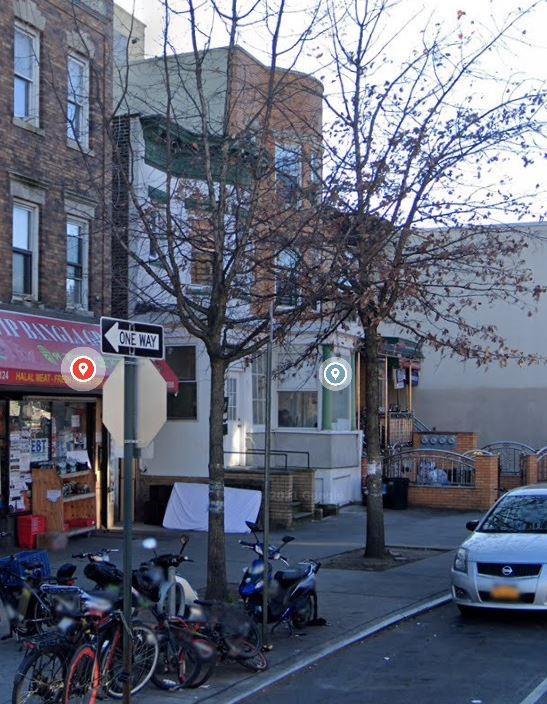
[72, 549, 119, 559]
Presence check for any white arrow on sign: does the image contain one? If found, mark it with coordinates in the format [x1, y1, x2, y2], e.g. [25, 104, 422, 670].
[105, 321, 121, 352]
[105, 322, 160, 354]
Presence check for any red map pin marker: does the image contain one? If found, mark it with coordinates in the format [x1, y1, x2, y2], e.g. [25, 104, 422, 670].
[70, 355, 97, 382]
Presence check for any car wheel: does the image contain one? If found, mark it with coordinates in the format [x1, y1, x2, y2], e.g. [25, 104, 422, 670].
[457, 605, 478, 618]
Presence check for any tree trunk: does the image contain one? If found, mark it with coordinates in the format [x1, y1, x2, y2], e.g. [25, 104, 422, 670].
[364, 323, 386, 558]
[206, 355, 228, 600]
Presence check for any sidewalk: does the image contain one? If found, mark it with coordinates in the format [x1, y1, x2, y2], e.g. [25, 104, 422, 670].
[0, 505, 478, 704]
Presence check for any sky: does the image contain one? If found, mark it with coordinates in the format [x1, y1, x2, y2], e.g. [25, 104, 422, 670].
[115, 0, 547, 221]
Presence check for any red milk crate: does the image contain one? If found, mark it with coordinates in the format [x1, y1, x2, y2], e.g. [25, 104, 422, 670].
[17, 515, 47, 549]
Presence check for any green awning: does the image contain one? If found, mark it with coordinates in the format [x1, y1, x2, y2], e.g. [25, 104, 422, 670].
[381, 336, 423, 360]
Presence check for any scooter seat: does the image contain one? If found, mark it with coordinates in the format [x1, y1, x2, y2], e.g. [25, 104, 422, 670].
[274, 566, 309, 587]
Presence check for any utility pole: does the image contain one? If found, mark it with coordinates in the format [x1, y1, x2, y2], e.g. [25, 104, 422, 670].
[262, 303, 274, 649]
[122, 356, 137, 704]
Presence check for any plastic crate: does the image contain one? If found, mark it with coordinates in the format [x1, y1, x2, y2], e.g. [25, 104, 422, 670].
[0, 550, 51, 588]
[66, 518, 95, 529]
[18, 515, 47, 549]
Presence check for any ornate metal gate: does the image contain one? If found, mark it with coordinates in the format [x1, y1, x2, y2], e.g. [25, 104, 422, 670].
[384, 448, 476, 487]
[481, 441, 535, 477]
[537, 446, 547, 482]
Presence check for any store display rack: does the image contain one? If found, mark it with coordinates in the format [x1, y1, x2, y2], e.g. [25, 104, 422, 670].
[32, 466, 96, 536]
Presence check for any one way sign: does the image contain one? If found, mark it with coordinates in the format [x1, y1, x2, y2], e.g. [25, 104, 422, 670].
[100, 317, 164, 359]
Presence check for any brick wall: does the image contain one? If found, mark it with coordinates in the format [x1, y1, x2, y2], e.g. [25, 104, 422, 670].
[412, 432, 478, 453]
[111, 114, 130, 316]
[408, 456, 499, 511]
[292, 470, 315, 513]
[0, 0, 113, 316]
[523, 455, 538, 485]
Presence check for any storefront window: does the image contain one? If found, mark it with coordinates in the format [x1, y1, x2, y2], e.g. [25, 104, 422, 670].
[278, 391, 317, 428]
[7, 399, 89, 512]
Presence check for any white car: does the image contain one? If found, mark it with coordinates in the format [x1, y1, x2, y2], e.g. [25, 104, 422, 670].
[451, 484, 547, 613]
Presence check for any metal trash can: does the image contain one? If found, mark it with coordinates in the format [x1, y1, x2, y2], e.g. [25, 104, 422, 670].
[383, 477, 409, 510]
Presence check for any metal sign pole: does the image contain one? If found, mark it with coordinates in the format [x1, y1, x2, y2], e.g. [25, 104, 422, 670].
[122, 356, 137, 704]
[262, 304, 274, 649]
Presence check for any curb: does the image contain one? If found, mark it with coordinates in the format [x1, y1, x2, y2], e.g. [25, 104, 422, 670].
[197, 591, 452, 704]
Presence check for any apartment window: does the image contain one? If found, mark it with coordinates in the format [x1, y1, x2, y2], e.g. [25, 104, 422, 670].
[166, 346, 197, 419]
[278, 391, 317, 428]
[252, 354, 267, 425]
[14, 24, 39, 123]
[148, 209, 165, 262]
[67, 55, 89, 146]
[226, 377, 237, 421]
[12, 202, 38, 298]
[66, 219, 88, 309]
[309, 151, 321, 204]
[275, 249, 300, 308]
[332, 384, 351, 431]
[275, 144, 302, 204]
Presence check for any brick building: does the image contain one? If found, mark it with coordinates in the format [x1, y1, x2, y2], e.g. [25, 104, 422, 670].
[0, 0, 113, 314]
[0, 0, 114, 534]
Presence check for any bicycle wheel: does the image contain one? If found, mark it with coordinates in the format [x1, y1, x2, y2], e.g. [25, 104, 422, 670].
[151, 631, 206, 690]
[64, 645, 99, 704]
[13, 646, 67, 704]
[222, 617, 262, 659]
[102, 622, 159, 698]
[181, 635, 218, 689]
[235, 642, 269, 672]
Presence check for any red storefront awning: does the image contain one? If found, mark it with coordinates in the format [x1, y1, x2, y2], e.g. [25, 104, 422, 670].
[0, 309, 179, 393]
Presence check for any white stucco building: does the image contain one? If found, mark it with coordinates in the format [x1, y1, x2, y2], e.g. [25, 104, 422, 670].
[111, 34, 364, 520]
[413, 221, 547, 449]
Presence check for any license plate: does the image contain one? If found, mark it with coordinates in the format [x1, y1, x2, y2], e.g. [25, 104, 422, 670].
[491, 585, 520, 601]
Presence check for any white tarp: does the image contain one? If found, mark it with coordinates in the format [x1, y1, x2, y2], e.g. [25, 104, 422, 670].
[162, 482, 262, 533]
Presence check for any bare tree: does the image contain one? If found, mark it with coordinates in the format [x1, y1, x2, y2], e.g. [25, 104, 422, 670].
[110, 0, 336, 599]
[321, 0, 546, 558]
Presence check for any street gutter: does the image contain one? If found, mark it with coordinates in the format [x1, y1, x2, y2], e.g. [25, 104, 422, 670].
[197, 590, 452, 704]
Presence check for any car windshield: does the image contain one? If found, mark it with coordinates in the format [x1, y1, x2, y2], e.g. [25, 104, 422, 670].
[480, 494, 547, 533]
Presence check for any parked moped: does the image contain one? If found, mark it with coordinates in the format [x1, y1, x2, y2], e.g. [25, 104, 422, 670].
[238, 521, 322, 634]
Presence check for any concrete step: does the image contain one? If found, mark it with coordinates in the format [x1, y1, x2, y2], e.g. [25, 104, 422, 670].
[292, 511, 314, 522]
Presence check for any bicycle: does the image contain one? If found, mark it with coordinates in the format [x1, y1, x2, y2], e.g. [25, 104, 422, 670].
[12, 585, 158, 704]
[62, 588, 159, 703]
[0, 555, 76, 639]
[130, 555, 217, 690]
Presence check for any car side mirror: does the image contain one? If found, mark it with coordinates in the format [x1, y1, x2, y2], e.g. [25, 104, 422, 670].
[466, 520, 479, 531]
[282, 536, 295, 543]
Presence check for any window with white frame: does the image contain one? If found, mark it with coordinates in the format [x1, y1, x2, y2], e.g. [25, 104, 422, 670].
[147, 208, 165, 262]
[66, 219, 88, 309]
[309, 151, 321, 204]
[252, 354, 267, 425]
[166, 346, 197, 420]
[277, 348, 318, 428]
[275, 144, 302, 204]
[278, 391, 317, 428]
[275, 249, 300, 308]
[226, 377, 237, 421]
[14, 24, 40, 124]
[67, 55, 89, 146]
[12, 202, 39, 298]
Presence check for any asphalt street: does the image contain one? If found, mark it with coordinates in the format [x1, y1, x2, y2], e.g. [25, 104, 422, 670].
[246, 603, 547, 704]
